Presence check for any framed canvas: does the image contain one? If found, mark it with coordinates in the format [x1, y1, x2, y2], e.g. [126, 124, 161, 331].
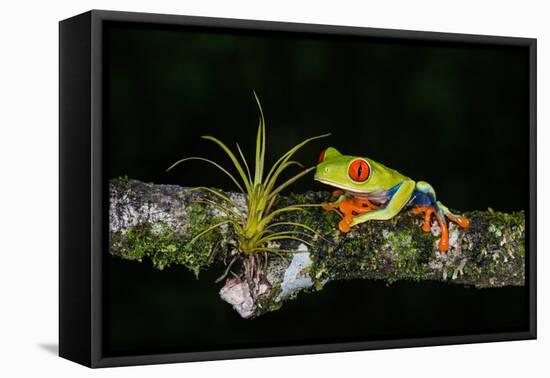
[59, 10, 537, 368]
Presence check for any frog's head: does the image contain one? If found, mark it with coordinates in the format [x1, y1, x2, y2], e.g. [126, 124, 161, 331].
[314, 147, 374, 193]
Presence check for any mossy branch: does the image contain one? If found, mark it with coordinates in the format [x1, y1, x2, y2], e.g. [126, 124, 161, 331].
[110, 179, 525, 318]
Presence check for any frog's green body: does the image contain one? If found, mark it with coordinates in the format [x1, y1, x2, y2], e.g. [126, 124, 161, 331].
[314, 147, 469, 252]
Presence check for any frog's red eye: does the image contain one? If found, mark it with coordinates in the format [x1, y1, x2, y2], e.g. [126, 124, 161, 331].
[318, 149, 326, 163]
[348, 159, 370, 182]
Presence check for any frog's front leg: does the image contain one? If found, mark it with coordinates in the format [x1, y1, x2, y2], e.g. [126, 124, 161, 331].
[322, 194, 381, 232]
[321, 193, 350, 212]
[337, 197, 381, 232]
[349, 180, 416, 227]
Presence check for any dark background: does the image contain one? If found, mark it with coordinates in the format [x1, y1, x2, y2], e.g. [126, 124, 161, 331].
[104, 21, 530, 356]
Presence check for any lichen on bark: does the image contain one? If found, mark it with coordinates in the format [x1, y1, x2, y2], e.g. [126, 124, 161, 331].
[109, 180, 235, 277]
[109, 179, 525, 318]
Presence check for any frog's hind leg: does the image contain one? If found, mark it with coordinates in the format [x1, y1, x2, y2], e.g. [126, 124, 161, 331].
[410, 181, 471, 252]
[411, 204, 450, 252]
[433, 205, 450, 252]
[409, 181, 438, 233]
[437, 202, 470, 229]
[410, 181, 450, 252]
[435, 202, 470, 252]
[410, 206, 434, 232]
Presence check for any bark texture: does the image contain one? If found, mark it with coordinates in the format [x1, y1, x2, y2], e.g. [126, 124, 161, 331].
[109, 179, 526, 318]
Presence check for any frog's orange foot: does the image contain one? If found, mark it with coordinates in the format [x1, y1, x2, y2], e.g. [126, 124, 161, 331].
[434, 212, 450, 253]
[436, 214, 469, 252]
[422, 222, 432, 233]
[409, 207, 424, 215]
[459, 217, 470, 229]
[410, 206, 434, 233]
[411, 206, 451, 253]
[338, 219, 351, 233]
[437, 237, 449, 252]
[321, 202, 335, 212]
[447, 213, 470, 229]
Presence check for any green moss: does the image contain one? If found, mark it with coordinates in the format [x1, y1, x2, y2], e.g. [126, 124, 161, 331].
[445, 210, 525, 287]
[488, 224, 502, 238]
[114, 175, 130, 182]
[517, 242, 526, 257]
[255, 283, 283, 317]
[110, 202, 228, 278]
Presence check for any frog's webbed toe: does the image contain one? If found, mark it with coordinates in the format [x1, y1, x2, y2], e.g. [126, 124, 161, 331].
[445, 212, 470, 229]
[338, 219, 352, 233]
[410, 206, 434, 233]
[321, 202, 337, 212]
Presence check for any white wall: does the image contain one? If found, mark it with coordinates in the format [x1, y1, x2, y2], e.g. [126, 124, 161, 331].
[0, 0, 547, 376]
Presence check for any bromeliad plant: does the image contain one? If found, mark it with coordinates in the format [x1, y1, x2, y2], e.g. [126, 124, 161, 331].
[168, 93, 328, 280]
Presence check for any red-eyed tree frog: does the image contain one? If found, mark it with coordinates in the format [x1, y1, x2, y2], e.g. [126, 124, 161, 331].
[314, 147, 470, 252]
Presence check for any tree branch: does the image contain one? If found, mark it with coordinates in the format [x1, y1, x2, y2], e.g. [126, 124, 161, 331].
[109, 179, 525, 318]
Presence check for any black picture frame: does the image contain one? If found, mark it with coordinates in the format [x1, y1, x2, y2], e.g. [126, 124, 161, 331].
[59, 9, 537, 368]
